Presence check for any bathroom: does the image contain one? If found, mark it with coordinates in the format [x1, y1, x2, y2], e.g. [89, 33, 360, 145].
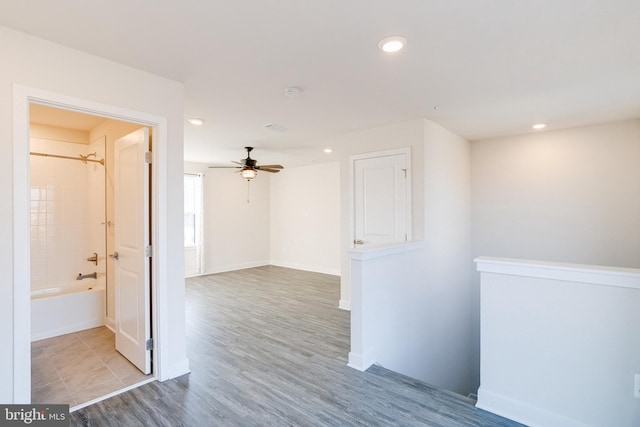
[29, 104, 152, 407]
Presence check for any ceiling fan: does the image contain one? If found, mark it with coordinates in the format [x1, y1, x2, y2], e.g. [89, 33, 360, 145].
[208, 146, 284, 180]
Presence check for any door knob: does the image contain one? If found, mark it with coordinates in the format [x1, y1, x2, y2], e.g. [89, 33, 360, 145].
[109, 252, 119, 260]
[354, 239, 364, 245]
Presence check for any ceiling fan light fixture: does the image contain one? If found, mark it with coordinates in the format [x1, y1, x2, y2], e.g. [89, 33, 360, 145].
[241, 169, 257, 180]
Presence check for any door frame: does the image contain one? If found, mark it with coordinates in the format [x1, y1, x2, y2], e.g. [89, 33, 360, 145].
[349, 147, 413, 250]
[12, 84, 168, 403]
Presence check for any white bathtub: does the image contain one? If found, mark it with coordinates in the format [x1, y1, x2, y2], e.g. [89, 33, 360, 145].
[31, 280, 106, 341]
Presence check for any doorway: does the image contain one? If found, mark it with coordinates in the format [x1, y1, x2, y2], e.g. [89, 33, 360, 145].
[28, 105, 153, 407]
[11, 86, 167, 405]
[30, 104, 151, 407]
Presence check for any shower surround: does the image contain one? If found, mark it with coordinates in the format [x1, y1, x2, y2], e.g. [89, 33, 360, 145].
[30, 134, 106, 341]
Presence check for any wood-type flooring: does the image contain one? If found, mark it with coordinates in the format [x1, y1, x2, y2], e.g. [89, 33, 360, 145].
[70, 266, 522, 426]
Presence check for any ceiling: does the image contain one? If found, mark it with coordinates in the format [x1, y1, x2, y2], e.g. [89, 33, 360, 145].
[3, 0, 640, 166]
[30, 104, 106, 131]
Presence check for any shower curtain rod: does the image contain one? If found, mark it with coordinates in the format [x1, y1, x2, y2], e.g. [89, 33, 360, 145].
[29, 151, 105, 165]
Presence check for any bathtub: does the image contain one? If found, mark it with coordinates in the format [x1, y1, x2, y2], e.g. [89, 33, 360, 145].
[31, 280, 106, 341]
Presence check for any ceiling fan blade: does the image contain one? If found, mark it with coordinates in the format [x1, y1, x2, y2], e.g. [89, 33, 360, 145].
[256, 164, 284, 169]
[213, 148, 284, 176]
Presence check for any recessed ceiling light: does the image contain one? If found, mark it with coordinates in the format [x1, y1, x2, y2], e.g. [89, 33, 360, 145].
[532, 123, 547, 130]
[187, 118, 204, 126]
[323, 148, 333, 154]
[378, 36, 407, 53]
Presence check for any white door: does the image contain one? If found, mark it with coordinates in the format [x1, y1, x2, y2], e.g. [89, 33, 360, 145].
[113, 128, 151, 374]
[353, 150, 410, 248]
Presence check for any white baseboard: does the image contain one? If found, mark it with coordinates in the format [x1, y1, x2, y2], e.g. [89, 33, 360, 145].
[203, 261, 269, 275]
[160, 358, 190, 382]
[476, 387, 590, 427]
[105, 317, 115, 332]
[270, 261, 341, 276]
[339, 299, 351, 311]
[197, 262, 341, 278]
[347, 351, 374, 372]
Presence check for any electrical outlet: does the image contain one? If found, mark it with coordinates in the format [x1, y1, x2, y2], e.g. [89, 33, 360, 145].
[635, 374, 640, 399]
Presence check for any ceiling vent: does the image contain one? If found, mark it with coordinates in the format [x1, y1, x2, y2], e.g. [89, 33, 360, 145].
[264, 123, 289, 132]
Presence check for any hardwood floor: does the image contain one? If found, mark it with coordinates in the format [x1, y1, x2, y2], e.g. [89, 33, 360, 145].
[70, 266, 521, 426]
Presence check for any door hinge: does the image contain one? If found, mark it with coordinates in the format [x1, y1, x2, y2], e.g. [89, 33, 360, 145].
[146, 338, 154, 351]
[145, 245, 153, 257]
[145, 151, 153, 164]
[405, 233, 408, 241]
[401, 168, 407, 178]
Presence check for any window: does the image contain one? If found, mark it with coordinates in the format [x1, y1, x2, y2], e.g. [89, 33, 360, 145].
[184, 174, 202, 247]
[184, 173, 204, 276]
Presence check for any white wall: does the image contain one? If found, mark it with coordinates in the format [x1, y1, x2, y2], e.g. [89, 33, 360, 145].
[421, 120, 473, 393]
[184, 163, 270, 274]
[1, 25, 188, 402]
[270, 162, 341, 275]
[335, 118, 426, 308]
[470, 119, 640, 390]
[476, 257, 640, 427]
[344, 118, 474, 395]
[185, 160, 340, 277]
[471, 119, 640, 267]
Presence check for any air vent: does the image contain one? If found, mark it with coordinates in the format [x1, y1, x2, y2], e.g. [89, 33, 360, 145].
[264, 123, 289, 132]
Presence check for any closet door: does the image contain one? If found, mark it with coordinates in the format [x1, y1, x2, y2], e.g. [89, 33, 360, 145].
[353, 149, 410, 248]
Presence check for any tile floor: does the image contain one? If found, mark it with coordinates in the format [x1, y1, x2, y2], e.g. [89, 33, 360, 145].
[31, 326, 151, 407]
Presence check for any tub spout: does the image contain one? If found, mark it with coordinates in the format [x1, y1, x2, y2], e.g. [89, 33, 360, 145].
[77, 272, 97, 280]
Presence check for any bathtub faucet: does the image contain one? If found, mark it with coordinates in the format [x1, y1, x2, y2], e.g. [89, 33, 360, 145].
[87, 252, 98, 265]
[76, 272, 97, 280]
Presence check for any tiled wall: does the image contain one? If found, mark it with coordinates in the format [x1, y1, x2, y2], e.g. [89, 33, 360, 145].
[30, 138, 106, 291]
